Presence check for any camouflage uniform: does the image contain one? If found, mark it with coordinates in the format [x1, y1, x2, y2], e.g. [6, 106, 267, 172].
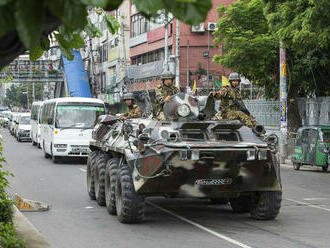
[153, 84, 179, 120]
[121, 104, 142, 119]
[214, 86, 258, 128]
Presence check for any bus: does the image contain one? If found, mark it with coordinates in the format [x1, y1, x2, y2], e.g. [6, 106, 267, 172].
[30, 101, 43, 147]
[40, 97, 105, 162]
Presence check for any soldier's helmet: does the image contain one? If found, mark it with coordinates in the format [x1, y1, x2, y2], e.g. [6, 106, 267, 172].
[122, 93, 135, 101]
[161, 71, 175, 80]
[228, 72, 241, 82]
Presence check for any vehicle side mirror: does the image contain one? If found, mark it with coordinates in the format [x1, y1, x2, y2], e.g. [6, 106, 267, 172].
[47, 118, 53, 125]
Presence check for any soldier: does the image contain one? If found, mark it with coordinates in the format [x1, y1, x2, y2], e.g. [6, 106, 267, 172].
[210, 72, 258, 128]
[153, 72, 179, 120]
[118, 93, 142, 120]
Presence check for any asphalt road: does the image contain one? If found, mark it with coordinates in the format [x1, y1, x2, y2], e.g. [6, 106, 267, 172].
[2, 129, 330, 248]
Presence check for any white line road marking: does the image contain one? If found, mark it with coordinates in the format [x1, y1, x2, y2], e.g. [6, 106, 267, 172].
[79, 168, 87, 173]
[303, 198, 328, 201]
[85, 206, 94, 209]
[286, 198, 330, 212]
[147, 201, 252, 248]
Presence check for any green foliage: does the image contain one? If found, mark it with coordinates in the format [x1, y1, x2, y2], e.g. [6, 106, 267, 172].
[0, 0, 211, 63]
[0, 223, 25, 248]
[132, 0, 212, 25]
[213, 0, 279, 98]
[3, 83, 44, 108]
[213, 0, 330, 98]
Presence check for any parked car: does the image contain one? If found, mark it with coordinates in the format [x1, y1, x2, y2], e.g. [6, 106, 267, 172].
[292, 126, 330, 172]
[15, 113, 31, 142]
[1, 111, 11, 127]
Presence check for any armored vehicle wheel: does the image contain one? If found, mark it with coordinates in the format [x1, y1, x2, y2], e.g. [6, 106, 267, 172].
[293, 162, 300, 170]
[230, 195, 251, 213]
[87, 151, 99, 200]
[322, 165, 328, 172]
[94, 153, 108, 206]
[116, 163, 145, 223]
[250, 191, 282, 220]
[105, 158, 119, 215]
[210, 198, 229, 205]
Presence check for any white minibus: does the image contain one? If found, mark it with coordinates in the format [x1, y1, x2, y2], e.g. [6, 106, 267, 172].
[30, 101, 43, 146]
[40, 97, 105, 162]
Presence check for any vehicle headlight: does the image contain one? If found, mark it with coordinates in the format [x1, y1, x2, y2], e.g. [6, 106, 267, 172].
[176, 104, 191, 117]
[54, 144, 67, 148]
[247, 150, 256, 160]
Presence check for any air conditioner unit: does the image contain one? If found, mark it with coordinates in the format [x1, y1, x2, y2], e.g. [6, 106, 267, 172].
[191, 23, 205, 32]
[208, 22, 217, 32]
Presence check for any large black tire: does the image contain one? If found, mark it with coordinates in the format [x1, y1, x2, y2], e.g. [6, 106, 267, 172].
[230, 195, 251, 213]
[293, 162, 300, 170]
[105, 158, 119, 215]
[87, 151, 99, 200]
[116, 163, 145, 223]
[322, 165, 328, 172]
[250, 191, 282, 220]
[94, 153, 108, 206]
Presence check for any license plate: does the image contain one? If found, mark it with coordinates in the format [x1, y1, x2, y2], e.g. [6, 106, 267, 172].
[195, 178, 233, 185]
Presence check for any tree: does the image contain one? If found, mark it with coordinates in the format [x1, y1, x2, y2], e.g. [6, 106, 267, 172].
[213, 0, 330, 131]
[0, 0, 212, 69]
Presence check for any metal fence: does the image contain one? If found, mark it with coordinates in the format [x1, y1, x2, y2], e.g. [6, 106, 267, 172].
[297, 97, 330, 126]
[244, 100, 280, 128]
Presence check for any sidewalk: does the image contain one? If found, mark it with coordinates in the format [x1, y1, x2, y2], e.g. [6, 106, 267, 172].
[13, 206, 51, 248]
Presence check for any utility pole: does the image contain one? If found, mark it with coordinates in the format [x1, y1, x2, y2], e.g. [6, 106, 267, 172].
[175, 19, 180, 88]
[186, 40, 190, 85]
[279, 42, 288, 164]
[164, 12, 169, 68]
[207, 29, 210, 93]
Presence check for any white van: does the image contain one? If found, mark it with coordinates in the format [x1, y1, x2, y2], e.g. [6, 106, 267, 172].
[40, 97, 105, 162]
[16, 113, 31, 142]
[30, 101, 43, 146]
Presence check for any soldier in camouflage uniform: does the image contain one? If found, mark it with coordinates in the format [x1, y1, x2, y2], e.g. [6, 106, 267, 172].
[210, 72, 258, 128]
[153, 72, 179, 120]
[119, 93, 142, 120]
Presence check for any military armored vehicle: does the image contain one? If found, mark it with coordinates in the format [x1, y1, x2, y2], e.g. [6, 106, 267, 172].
[87, 93, 282, 223]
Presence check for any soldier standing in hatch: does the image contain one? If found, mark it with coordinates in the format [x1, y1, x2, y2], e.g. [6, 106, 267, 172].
[153, 72, 179, 120]
[210, 72, 258, 128]
[119, 93, 142, 120]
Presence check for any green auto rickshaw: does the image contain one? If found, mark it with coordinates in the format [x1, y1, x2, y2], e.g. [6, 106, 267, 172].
[292, 126, 330, 172]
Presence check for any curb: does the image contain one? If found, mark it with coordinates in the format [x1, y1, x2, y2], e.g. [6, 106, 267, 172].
[12, 205, 51, 248]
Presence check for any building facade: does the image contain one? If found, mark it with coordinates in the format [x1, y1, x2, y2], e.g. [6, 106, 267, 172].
[127, 0, 236, 95]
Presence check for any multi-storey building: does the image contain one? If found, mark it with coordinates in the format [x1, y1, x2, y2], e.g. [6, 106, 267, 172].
[127, 0, 236, 96]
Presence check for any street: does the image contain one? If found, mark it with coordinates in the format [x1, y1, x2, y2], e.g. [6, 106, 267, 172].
[3, 129, 330, 248]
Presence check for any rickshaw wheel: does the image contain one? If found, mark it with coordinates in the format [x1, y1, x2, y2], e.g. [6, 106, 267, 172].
[322, 165, 328, 172]
[293, 162, 300, 170]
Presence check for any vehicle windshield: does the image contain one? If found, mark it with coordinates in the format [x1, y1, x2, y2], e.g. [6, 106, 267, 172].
[320, 130, 330, 143]
[19, 116, 30, 124]
[55, 105, 105, 129]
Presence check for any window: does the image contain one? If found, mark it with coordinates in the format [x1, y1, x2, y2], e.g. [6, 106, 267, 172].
[131, 48, 166, 65]
[131, 13, 150, 37]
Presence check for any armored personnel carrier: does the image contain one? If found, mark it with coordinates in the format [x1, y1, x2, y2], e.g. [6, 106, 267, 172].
[87, 93, 282, 223]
